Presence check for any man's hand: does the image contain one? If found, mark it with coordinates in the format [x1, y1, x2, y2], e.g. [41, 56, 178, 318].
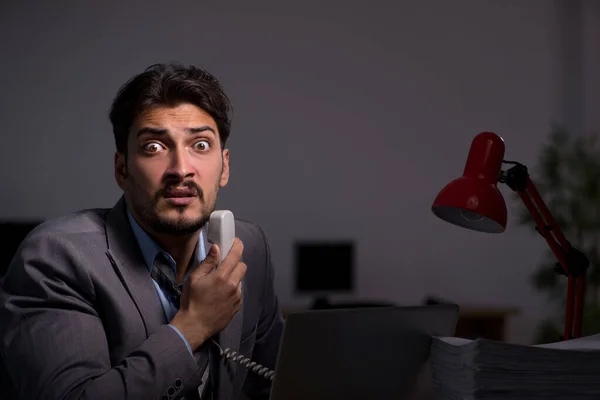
[170, 238, 247, 350]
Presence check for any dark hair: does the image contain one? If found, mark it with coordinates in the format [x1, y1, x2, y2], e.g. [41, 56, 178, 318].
[109, 62, 233, 154]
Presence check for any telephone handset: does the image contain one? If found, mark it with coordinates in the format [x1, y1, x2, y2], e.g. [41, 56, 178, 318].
[207, 210, 276, 381]
[207, 210, 236, 264]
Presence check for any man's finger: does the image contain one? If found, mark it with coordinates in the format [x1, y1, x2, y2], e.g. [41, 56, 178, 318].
[195, 244, 220, 276]
[215, 238, 244, 277]
[229, 262, 247, 287]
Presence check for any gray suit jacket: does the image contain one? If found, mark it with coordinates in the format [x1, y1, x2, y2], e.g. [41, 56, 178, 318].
[0, 197, 285, 400]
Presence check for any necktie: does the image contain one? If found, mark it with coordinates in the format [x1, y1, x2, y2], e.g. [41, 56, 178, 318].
[150, 253, 182, 307]
[151, 253, 212, 399]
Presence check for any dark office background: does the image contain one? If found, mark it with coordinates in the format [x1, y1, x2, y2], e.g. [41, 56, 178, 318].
[1, 0, 598, 344]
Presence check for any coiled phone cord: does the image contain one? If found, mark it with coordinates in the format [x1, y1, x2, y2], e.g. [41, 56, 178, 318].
[211, 340, 276, 381]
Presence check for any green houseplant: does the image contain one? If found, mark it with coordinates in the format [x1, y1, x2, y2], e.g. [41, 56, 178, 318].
[514, 125, 600, 344]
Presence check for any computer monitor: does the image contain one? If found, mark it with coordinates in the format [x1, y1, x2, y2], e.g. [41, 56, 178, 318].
[294, 240, 354, 300]
[0, 221, 41, 277]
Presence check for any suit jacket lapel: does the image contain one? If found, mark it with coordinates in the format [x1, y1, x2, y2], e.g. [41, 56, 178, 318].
[203, 224, 245, 400]
[104, 196, 165, 338]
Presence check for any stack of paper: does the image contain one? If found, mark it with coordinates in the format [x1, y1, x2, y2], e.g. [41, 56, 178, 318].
[429, 333, 600, 399]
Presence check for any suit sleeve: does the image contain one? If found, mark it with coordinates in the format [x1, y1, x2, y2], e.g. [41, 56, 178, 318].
[241, 226, 285, 400]
[0, 232, 205, 400]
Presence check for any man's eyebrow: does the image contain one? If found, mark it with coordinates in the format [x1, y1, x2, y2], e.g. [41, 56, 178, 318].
[187, 126, 216, 135]
[136, 126, 216, 137]
[136, 127, 166, 137]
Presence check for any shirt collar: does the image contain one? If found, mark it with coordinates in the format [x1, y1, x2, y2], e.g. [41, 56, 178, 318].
[126, 211, 206, 273]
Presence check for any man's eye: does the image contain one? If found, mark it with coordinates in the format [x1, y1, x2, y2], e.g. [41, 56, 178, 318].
[193, 140, 210, 151]
[144, 142, 164, 153]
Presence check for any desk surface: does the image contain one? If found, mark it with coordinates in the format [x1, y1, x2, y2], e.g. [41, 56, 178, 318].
[281, 304, 520, 317]
[459, 306, 520, 317]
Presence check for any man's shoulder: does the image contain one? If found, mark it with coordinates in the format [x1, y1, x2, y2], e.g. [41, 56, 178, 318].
[234, 218, 265, 241]
[8, 207, 114, 281]
[25, 207, 111, 243]
[232, 218, 271, 262]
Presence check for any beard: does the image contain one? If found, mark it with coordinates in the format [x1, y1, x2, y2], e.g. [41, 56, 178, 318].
[129, 178, 218, 237]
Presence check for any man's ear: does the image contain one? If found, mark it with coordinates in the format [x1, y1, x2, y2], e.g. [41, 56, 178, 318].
[114, 151, 127, 190]
[220, 148, 230, 187]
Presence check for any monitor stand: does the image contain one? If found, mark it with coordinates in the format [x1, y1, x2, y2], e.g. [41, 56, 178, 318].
[310, 296, 331, 310]
[310, 296, 396, 310]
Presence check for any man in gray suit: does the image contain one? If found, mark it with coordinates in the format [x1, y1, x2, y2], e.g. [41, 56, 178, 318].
[0, 63, 285, 400]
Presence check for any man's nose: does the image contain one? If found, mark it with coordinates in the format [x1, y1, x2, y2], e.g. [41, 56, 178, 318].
[166, 147, 195, 179]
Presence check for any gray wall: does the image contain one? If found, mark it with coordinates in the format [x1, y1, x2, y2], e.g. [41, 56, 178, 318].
[1, 0, 598, 344]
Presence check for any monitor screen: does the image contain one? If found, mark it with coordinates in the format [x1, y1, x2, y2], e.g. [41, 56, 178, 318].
[294, 240, 354, 293]
[0, 221, 42, 276]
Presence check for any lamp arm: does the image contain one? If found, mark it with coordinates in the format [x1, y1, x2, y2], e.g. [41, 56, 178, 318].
[500, 162, 589, 340]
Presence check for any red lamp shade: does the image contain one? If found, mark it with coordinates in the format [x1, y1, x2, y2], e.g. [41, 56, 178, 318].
[431, 132, 508, 233]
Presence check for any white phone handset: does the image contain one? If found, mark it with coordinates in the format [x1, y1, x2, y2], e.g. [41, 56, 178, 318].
[207, 210, 236, 263]
[206, 210, 276, 381]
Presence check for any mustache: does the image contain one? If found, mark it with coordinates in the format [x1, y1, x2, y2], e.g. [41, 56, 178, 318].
[156, 181, 204, 200]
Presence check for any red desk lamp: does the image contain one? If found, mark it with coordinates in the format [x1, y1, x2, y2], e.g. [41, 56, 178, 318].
[431, 131, 589, 340]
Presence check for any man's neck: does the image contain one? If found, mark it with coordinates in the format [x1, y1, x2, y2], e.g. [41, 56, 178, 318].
[128, 209, 201, 282]
[154, 232, 200, 283]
